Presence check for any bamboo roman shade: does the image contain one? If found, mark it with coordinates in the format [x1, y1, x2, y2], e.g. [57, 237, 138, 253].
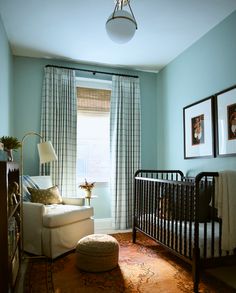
[77, 87, 110, 112]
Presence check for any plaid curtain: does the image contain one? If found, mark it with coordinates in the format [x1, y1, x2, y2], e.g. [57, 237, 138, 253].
[110, 76, 141, 229]
[40, 67, 77, 197]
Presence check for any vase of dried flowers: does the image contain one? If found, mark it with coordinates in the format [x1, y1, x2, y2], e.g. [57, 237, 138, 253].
[85, 189, 92, 198]
[5, 149, 14, 162]
[79, 179, 95, 198]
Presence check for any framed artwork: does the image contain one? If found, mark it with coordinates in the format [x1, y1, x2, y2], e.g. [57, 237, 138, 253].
[183, 96, 215, 159]
[216, 86, 236, 156]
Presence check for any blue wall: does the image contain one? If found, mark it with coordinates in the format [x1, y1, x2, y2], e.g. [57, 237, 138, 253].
[13, 57, 157, 218]
[0, 15, 13, 159]
[156, 10, 236, 175]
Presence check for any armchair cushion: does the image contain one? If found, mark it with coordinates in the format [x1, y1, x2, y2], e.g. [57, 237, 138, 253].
[28, 185, 63, 205]
[43, 205, 94, 228]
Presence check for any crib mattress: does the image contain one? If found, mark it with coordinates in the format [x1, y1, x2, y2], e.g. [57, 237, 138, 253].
[137, 215, 232, 258]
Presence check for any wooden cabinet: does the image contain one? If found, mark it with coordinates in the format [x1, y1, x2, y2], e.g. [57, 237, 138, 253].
[0, 161, 21, 293]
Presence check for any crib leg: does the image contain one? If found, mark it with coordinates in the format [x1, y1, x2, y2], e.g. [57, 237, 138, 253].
[132, 227, 136, 243]
[192, 247, 200, 293]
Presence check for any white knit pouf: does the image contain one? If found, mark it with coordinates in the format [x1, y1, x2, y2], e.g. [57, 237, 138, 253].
[75, 234, 119, 272]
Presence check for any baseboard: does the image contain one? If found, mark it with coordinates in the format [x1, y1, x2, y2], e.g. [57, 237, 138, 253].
[94, 218, 132, 234]
[94, 218, 112, 234]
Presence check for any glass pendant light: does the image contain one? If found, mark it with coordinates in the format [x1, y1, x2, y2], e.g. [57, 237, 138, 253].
[106, 0, 137, 44]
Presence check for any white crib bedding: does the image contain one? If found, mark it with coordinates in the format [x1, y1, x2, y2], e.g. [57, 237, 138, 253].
[138, 215, 233, 258]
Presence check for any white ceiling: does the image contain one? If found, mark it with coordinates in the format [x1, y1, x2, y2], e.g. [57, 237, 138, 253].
[0, 0, 236, 72]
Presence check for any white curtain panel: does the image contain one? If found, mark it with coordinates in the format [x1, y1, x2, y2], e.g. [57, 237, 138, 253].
[110, 75, 141, 230]
[40, 67, 77, 197]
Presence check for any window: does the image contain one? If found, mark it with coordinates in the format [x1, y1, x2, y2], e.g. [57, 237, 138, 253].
[76, 79, 111, 183]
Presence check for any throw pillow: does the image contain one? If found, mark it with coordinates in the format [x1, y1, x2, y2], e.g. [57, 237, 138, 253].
[28, 186, 62, 205]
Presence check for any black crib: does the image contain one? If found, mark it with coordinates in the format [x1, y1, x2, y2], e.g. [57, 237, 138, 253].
[132, 169, 236, 292]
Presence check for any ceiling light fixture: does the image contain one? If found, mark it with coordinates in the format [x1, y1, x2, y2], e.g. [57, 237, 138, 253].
[106, 0, 137, 44]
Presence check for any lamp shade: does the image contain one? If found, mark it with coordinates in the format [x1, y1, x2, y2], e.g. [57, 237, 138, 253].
[37, 141, 57, 164]
[106, 10, 137, 44]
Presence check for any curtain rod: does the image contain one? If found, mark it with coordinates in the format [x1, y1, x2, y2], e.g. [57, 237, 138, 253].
[45, 65, 139, 78]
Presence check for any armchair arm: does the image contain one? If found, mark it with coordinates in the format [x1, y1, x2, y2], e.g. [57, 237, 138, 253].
[23, 202, 46, 255]
[62, 197, 85, 206]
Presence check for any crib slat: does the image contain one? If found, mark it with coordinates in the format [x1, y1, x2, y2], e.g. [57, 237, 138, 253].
[203, 222, 207, 259]
[144, 180, 148, 233]
[170, 189, 174, 250]
[154, 182, 157, 240]
[167, 183, 171, 246]
[148, 181, 152, 236]
[157, 182, 161, 241]
[150, 181, 154, 238]
[141, 179, 144, 231]
[163, 184, 167, 244]
[179, 184, 183, 255]
[175, 188, 179, 252]
[138, 179, 141, 229]
[188, 185, 193, 259]
[183, 185, 187, 257]
[160, 182, 163, 242]
[210, 178, 215, 258]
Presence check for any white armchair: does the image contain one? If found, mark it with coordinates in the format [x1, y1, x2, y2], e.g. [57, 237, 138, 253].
[23, 176, 94, 259]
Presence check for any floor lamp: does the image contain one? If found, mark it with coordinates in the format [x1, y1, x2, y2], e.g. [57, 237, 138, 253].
[20, 131, 57, 258]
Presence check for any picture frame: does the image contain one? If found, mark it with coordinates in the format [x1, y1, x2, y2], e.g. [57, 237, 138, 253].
[183, 96, 215, 159]
[216, 85, 236, 157]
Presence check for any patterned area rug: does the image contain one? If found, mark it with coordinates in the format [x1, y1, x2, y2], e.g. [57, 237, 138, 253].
[24, 232, 235, 293]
